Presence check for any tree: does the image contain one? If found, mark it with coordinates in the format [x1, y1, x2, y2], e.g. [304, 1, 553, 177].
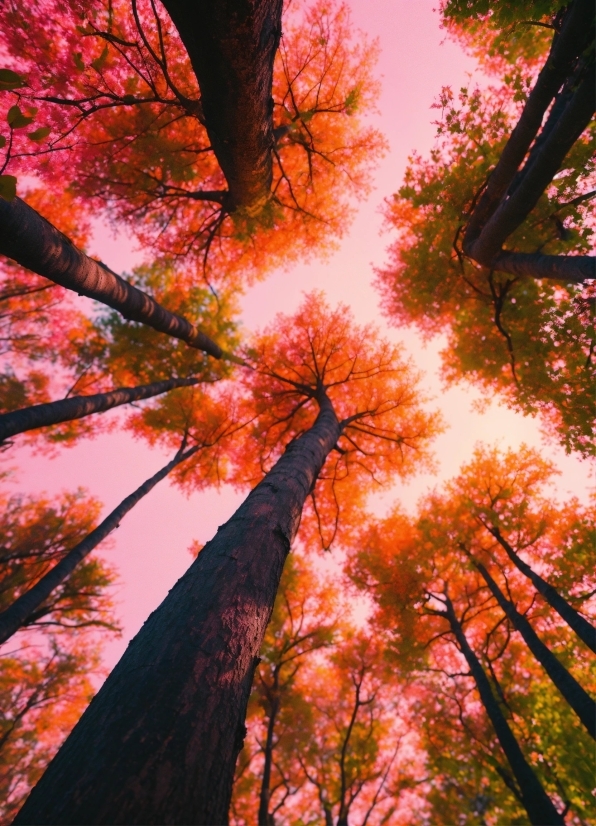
[233, 581, 417, 826]
[347, 449, 596, 824]
[0, 636, 102, 825]
[231, 552, 340, 825]
[0, 256, 239, 448]
[446, 0, 595, 283]
[0, 483, 121, 823]
[0, 380, 251, 646]
[0, 486, 119, 635]
[15, 292, 439, 824]
[0, 0, 385, 281]
[376, 2, 595, 457]
[290, 633, 414, 826]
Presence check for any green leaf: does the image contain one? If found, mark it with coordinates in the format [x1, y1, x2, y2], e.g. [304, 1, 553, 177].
[90, 46, 109, 72]
[0, 68, 26, 91]
[27, 126, 51, 142]
[73, 52, 85, 71]
[0, 175, 17, 201]
[0, 136, 6, 148]
[7, 105, 35, 129]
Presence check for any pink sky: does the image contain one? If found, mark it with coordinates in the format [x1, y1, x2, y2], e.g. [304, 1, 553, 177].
[6, 0, 592, 674]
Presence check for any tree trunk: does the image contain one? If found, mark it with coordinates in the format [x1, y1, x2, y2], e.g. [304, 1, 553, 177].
[490, 526, 596, 654]
[467, 66, 596, 268]
[444, 597, 564, 826]
[462, 0, 596, 281]
[475, 560, 596, 739]
[161, 0, 283, 214]
[15, 395, 342, 825]
[0, 197, 226, 359]
[491, 250, 594, 283]
[0, 376, 200, 443]
[0, 444, 201, 646]
[463, 0, 594, 245]
[258, 681, 279, 826]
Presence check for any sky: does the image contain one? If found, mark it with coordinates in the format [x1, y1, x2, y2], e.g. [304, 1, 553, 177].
[6, 0, 592, 675]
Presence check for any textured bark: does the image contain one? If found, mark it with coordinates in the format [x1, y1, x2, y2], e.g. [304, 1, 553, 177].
[490, 527, 596, 654]
[475, 561, 596, 739]
[463, 0, 595, 245]
[444, 598, 564, 826]
[462, 0, 596, 281]
[0, 376, 200, 443]
[161, 0, 283, 214]
[0, 444, 201, 646]
[0, 197, 225, 358]
[492, 250, 595, 282]
[15, 396, 342, 825]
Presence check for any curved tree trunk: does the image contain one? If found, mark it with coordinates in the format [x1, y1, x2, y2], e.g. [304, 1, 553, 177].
[462, 0, 596, 281]
[161, 0, 283, 214]
[490, 526, 596, 654]
[15, 394, 342, 825]
[0, 197, 227, 359]
[0, 443, 201, 646]
[475, 560, 596, 739]
[0, 376, 200, 443]
[444, 597, 564, 826]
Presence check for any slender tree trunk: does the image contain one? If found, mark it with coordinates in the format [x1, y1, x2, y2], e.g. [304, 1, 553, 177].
[444, 597, 564, 826]
[258, 679, 279, 826]
[474, 560, 596, 739]
[490, 526, 596, 654]
[0, 444, 201, 646]
[161, 0, 283, 214]
[0, 197, 227, 358]
[15, 394, 342, 825]
[0, 376, 200, 443]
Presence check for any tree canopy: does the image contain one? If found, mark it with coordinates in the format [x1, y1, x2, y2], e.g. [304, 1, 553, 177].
[0, 0, 593, 822]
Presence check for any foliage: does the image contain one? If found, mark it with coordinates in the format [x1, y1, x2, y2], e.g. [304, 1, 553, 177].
[232, 555, 421, 826]
[347, 444, 596, 824]
[235, 292, 442, 548]
[0, 634, 101, 824]
[377, 78, 595, 456]
[0, 486, 119, 633]
[0, 0, 385, 284]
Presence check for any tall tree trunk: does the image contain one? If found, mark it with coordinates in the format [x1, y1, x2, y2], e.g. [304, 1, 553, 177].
[462, 0, 596, 281]
[444, 597, 564, 826]
[15, 394, 342, 825]
[258, 676, 279, 826]
[0, 197, 228, 359]
[0, 376, 200, 443]
[161, 0, 283, 214]
[474, 560, 596, 739]
[0, 443, 201, 646]
[489, 526, 596, 654]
